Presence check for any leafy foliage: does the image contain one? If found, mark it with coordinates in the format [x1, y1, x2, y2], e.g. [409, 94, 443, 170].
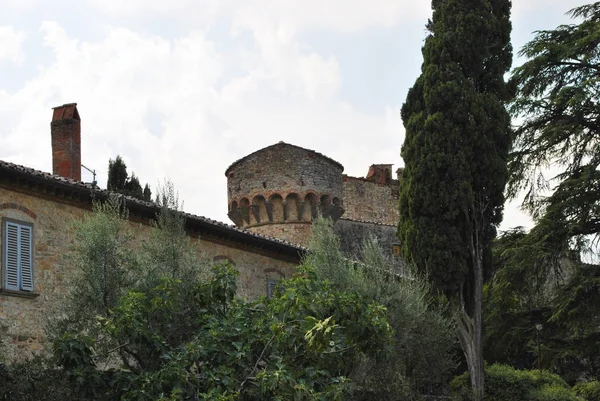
[3, 195, 394, 401]
[485, 2, 600, 386]
[307, 219, 456, 399]
[451, 364, 582, 401]
[50, 264, 391, 400]
[47, 197, 140, 339]
[485, 227, 600, 382]
[574, 381, 600, 401]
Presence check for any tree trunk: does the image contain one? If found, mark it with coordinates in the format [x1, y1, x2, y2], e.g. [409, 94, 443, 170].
[455, 211, 485, 400]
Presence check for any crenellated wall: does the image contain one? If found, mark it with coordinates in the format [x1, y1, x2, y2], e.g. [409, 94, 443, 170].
[226, 142, 345, 245]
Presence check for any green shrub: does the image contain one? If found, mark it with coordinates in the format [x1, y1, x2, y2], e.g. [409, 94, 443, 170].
[574, 381, 600, 401]
[451, 364, 581, 401]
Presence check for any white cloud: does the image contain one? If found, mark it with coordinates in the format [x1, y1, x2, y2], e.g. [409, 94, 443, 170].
[512, 0, 589, 19]
[0, 19, 396, 225]
[84, 0, 430, 33]
[0, 26, 26, 64]
[230, 0, 430, 33]
[1, 0, 582, 232]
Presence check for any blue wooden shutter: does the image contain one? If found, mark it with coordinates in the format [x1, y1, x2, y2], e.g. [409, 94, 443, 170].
[19, 225, 33, 291]
[4, 222, 20, 290]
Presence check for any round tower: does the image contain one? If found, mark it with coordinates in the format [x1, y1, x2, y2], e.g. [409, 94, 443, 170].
[225, 142, 345, 246]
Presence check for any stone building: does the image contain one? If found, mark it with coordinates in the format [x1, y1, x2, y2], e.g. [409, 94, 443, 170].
[0, 103, 401, 360]
[225, 141, 402, 257]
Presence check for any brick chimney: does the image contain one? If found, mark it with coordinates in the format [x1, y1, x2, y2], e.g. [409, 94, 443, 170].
[366, 164, 393, 185]
[51, 103, 81, 181]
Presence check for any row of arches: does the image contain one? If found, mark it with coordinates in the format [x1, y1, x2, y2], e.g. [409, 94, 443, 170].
[228, 193, 343, 227]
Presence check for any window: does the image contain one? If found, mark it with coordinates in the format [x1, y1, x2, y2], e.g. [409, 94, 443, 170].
[266, 279, 278, 298]
[2, 219, 33, 292]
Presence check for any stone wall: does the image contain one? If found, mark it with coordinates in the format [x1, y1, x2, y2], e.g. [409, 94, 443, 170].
[226, 143, 345, 229]
[247, 222, 313, 248]
[342, 176, 400, 226]
[0, 187, 297, 360]
[226, 143, 344, 207]
[333, 218, 404, 271]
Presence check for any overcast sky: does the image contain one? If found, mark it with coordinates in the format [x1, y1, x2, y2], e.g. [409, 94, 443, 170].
[0, 0, 589, 230]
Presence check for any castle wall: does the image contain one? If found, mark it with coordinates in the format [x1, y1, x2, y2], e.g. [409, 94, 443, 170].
[247, 222, 313, 248]
[227, 143, 344, 207]
[342, 176, 400, 226]
[226, 143, 345, 248]
[0, 187, 297, 360]
[333, 218, 404, 270]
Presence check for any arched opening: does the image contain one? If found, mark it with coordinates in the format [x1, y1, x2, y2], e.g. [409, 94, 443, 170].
[252, 195, 268, 224]
[304, 193, 318, 221]
[239, 198, 250, 226]
[269, 194, 284, 222]
[230, 200, 238, 212]
[285, 193, 299, 221]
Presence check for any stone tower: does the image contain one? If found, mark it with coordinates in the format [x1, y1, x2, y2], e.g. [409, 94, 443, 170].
[225, 142, 345, 246]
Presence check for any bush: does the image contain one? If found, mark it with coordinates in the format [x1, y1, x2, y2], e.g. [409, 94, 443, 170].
[307, 219, 456, 399]
[574, 381, 600, 401]
[451, 364, 581, 401]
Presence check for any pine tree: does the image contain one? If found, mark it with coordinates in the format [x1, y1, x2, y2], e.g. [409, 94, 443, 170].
[398, 0, 512, 398]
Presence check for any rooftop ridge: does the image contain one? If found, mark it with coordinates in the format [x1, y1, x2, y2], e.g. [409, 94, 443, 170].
[225, 141, 344, 175]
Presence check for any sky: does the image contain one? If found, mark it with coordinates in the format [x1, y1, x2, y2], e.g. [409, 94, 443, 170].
[0, 0, 590, 230]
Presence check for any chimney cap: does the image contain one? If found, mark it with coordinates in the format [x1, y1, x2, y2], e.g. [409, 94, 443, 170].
[52, 103, 80, 121]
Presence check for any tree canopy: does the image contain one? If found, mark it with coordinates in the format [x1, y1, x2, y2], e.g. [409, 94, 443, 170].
[509, 2, 600, 249]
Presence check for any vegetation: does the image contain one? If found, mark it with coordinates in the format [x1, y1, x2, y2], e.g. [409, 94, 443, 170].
[509, 2, 600, 244]
[574, 381, 600, 401]
[482, 0, 600, 387]
[107, 155, 152, 201]
[2, 196, 394, 400]
[451, 364, 582, 401]
[307, 219, 456, 399]
[398, 0, 513, 397]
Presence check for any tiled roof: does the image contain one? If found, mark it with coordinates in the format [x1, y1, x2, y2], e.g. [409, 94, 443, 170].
[0, 159, 306, 256]
[338, 217, 396, 227]
[225, 141, 344, 175]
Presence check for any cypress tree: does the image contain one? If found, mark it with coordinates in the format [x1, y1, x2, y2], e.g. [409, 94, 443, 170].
[143, 184, 152, 202]
[398, 0, 512, 398]
[107, 156, 128, 192]
[107, 156, 151, 201]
